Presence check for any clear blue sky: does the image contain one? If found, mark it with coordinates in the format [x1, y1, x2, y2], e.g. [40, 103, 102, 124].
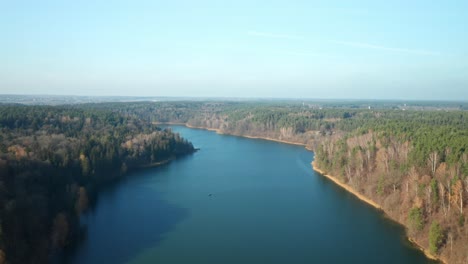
[1, 0, 467, 100]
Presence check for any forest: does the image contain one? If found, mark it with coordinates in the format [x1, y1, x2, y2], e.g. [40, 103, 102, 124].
[0, 104, 195, 264]
[0, 100, 466, 263]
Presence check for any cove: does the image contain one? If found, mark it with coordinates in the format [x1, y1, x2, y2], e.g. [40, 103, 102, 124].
[63, 126, 436, 264]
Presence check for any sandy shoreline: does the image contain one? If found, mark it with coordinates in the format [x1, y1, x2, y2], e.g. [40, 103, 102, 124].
[311, 161, 381, 209]
[408, 237, 441, 262]
[184, 124, 221, 133]
[237, 134, 307, 147]
[154, 122, 188, 126]
[184, 124, 314, 150]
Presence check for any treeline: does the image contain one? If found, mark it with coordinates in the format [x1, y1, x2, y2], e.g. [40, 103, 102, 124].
[0, 105, 195, 264]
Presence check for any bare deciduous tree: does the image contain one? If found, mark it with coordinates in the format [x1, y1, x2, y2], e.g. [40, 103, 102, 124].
[428, 151, 439, 175]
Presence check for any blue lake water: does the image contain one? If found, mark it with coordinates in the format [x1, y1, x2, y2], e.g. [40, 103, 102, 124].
[64, 126, 435, 264]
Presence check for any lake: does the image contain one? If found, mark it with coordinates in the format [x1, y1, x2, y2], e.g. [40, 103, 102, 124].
[63, 126, 435, 264]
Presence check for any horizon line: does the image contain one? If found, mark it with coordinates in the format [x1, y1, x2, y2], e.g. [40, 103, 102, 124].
[0, 93, 467, 103]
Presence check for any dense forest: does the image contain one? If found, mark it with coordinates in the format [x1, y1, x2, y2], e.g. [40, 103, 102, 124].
[90, 100, 466, 263]
[0, 104, 195, 264]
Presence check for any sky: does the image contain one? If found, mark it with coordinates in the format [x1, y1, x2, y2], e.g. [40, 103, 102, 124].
[1, 0, 467, 100]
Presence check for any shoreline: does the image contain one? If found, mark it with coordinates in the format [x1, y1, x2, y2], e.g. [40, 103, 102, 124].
[153, 122, 187, 125]
[311, 161, 442, 263]
[185, 123, 221, 133]
[311, 161, 381, 209]
[408, 237, 442, 263]
[135, 158, 173, 169]
[183, 124, 313, 150]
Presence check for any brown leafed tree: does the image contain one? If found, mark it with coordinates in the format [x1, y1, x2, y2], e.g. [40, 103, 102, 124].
[451, 179, 464, 214]
[439, 182, 448, 217]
